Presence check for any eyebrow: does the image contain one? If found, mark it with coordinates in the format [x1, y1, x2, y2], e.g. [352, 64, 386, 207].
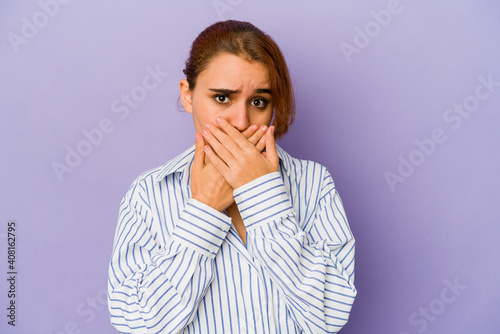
[209, 88, 271, 94]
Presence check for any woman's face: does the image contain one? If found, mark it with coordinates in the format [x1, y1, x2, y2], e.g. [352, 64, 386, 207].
[180, 53, 273, 134]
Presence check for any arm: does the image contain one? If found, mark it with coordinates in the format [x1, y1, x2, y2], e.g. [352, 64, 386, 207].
[234, 170, 356, 333]
[108, 187, 232, 334]
[202, 117, 356, 333]
[108, 126, 267, 333]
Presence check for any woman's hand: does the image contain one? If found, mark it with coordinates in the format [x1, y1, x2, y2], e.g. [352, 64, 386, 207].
[240, 123, 269, 152]
[201, 117, 279, 189]
[190, 123, 268, 212]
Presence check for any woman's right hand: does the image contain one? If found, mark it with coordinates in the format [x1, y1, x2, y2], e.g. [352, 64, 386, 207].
[191, 124, 268, 212]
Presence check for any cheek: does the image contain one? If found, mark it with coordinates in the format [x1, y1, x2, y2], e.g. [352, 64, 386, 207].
[192, 101, 217, 127]
[249, 105, 273, 124]
[249, 115, 271, 128]
[258, 110, 273, 125]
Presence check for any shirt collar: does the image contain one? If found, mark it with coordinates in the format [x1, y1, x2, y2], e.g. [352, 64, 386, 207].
[154, 143, 293, 187]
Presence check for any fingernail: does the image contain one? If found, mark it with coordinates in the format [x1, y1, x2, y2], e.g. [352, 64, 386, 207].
[252, 125, 259, 131]
[202, 129, 209, 136]
[195, 133, 201, 141]
[261, 125, 268, 132]
[271, 126, 274, 135]
[216, 117, 222, 123]
[204, 145, 210, 152]
[205, 123, 211, 128]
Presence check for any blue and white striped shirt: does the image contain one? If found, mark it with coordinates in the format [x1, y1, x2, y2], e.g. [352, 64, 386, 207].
[108, 144, 356, 333]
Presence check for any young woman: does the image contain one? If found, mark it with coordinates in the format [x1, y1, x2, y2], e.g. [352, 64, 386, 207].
[108, 20, 356, 333]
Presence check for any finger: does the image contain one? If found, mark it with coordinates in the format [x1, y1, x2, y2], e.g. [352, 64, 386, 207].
[206, 122, 242, 156]
[249, 124, 268, 148]
[192, 132, 205, 174]
[254, 125, 269, 152]
[203, 124, 238, 168]
[203, 145, 231, 178]
[265, 126, 279, 168]
[215, 117, 253, 150]
[241, 124, 259, 140]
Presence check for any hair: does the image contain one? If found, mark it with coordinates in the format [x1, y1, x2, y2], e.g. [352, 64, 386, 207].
[182, 20, 295, 139]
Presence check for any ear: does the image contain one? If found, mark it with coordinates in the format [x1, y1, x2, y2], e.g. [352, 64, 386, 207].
[179, 79, 193, 114]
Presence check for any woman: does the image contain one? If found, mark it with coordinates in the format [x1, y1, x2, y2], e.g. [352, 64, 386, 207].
[108, 20, 356, 333]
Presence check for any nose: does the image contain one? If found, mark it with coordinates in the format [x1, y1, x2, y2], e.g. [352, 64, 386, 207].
[227, 103, 250, 131]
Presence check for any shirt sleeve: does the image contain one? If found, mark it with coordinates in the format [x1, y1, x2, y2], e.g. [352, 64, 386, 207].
[234, 170, 356, 334]
[107, 179, 232, 334]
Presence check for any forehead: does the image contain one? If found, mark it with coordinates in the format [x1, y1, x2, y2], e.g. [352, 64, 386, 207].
[197, 53, 270, 88]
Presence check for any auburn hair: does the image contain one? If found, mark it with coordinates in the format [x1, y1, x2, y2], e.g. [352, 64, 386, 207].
[183, 20, 295, 139]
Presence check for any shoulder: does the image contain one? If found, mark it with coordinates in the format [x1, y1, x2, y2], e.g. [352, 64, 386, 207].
[276, 144, 336, 196]
[276, 146, 341, 231]
[122, 145, 195, 200]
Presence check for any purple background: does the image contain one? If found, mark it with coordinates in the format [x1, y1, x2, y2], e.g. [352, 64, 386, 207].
[1, 1, 499, 333]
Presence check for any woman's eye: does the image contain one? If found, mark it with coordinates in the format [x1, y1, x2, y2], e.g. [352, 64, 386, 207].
[215, 95, 230, 103]
[252, 98, 267, 109]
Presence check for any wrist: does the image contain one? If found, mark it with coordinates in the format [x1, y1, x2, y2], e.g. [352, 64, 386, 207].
[233, 172, 294, 229]
[233, 170, 276, 189]
[191, 194, 232, 212]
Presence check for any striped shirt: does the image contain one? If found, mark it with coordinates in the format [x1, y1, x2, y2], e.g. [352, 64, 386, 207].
[107, 144, 356, 333]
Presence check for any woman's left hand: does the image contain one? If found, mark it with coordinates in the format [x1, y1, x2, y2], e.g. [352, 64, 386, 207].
[202, 117, 279, 189]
